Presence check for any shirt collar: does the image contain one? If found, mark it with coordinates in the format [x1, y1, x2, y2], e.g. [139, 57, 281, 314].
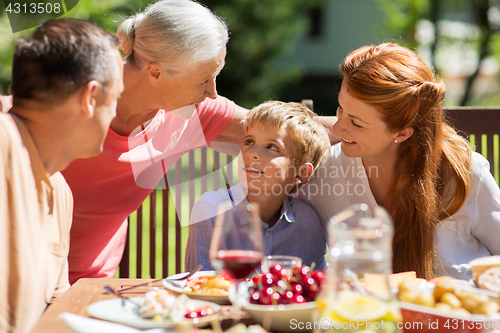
[12, 114, 54, 215]
[228, 184, 296, 224]
[280, 197, 296, 223]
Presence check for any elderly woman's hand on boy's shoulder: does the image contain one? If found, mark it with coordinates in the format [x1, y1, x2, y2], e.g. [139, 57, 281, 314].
[318, 116, 340, 145]
[0, 95, 13, 113]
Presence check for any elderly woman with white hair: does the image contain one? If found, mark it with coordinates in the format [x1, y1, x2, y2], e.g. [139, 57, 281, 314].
[60, 0, 241, 284]
[55, 0, 337, 283]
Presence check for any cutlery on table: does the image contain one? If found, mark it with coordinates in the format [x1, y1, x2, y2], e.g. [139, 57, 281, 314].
[103, 286, 142, 306]
[106, 264, 203, 293]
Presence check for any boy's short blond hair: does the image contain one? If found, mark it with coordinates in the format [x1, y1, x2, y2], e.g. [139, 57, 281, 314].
[244, 100, 330, 192]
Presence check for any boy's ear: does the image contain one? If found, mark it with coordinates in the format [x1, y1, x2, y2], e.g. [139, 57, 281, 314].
[293, 163, 314, 184]
[80, 80, 100, 118]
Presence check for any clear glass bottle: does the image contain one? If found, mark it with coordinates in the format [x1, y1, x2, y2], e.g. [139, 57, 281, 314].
[315, 203, 402, 333]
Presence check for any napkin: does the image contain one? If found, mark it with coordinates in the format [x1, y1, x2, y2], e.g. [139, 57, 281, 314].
[57, 312, 173, 333]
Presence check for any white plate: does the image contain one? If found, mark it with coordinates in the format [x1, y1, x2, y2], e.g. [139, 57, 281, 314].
[162, 271, 231, 304]
[87, 297, 220, 329]
[242, 301, 317, 333]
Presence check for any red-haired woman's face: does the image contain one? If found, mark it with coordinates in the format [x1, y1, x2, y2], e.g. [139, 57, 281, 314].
[332, 81, 399, 162]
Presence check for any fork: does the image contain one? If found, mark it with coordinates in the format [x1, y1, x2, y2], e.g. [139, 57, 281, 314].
[103, 286, 142, 306]
[168, 264, 203, 281]
[111, 264, 202, 293]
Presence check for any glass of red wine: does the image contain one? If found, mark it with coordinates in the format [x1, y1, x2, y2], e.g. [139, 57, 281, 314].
[209, 202, 264, 316]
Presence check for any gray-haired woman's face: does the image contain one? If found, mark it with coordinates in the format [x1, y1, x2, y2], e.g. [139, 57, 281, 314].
[158, 49, 226, 112]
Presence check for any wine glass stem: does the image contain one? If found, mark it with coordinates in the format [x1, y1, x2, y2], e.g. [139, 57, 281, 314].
[231, 280, 243, 322]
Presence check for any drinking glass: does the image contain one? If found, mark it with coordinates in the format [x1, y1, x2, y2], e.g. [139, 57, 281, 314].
[209, 202, 264, 315]
[261, 255, 302, 273]
[315, 203, 402, 333]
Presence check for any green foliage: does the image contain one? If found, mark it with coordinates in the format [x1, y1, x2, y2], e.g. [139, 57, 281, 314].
[374, 0, 429, 46]
[0, 3, 20, 94]
[0, 0, 319, 107]
[63, 0, 143, 32]
[200, 0, 320, 108]
[374, 0, 500, 106]
[0, 0, 136, 94]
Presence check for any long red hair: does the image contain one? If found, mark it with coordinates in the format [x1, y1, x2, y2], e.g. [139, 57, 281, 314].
[341, 43, 472, 279]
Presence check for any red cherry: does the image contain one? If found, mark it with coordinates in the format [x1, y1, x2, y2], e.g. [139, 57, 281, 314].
[292, 294, 306, 303]
[250, 291, 261, 304]
[185, 311, 198, 319]
[262, 286, 274, 297]
[262, 273, 275, 286]
[271, 291, 281, 304]
[274, 268, 288, 280]
[269, 264, 282, 275]
[185, 306, 214, 318]
[282, 290, 295, 304]
[291, 283, 303, 295]
[311, 271, 324, 286]
[251, 275, 260, 284]
[259, 287, 274, 305]
[301, 276, 315, 289]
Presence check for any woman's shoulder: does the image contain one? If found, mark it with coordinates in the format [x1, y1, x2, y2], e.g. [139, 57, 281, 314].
[314, 143, 360, 180]
[470, 151, 491, 174]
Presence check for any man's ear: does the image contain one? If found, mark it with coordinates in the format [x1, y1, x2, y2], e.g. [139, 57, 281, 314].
[80, 80, 100, 118]
[147, 62, 163, 85]
[395, 127, 414, 143]
[293, 162, 314, 185]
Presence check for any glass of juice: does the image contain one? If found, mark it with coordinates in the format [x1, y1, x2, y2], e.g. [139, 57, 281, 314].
[209, 202, 264, 315]
[315, 204, 402, 333]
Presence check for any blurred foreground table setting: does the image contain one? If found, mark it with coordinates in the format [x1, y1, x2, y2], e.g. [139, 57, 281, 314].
[31, 278, 253, 333]
[31, 203, 500, 333]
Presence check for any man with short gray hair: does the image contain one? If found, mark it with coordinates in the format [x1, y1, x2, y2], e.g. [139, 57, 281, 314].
[0, 18, 123, 333]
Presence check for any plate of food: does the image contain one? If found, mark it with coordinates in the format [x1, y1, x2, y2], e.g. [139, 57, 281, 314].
[397, 276, 500, 333]
[87, 288, 220, 329]
[162, 270, 232, 304]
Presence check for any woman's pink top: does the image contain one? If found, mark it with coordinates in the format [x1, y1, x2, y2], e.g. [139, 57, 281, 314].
[62, 96, 235, 283]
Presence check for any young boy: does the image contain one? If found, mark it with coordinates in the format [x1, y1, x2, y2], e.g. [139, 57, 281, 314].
[185, 100, 330, 271]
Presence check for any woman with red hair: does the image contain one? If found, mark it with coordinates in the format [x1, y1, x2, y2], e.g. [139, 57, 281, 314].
[299, 42, 500, 280]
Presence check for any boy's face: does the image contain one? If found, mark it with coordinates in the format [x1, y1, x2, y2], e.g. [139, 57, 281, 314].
[238, 123, 300, 197]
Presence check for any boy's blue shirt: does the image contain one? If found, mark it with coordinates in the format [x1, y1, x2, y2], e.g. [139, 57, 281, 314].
[185, 183, 327, 272]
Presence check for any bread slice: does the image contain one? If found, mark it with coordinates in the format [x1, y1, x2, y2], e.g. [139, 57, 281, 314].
[469, 255, 500, 282]
[478, 266, 500, 293]
[362, 271, 418, 296]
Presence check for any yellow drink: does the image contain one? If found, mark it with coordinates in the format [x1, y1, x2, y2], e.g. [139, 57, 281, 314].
[316, 290, 402, 333]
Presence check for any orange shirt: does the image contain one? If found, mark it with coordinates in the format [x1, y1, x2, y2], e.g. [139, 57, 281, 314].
[0, 113, 72, 333]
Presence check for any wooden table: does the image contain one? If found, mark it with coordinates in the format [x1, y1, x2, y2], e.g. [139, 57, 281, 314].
[31, 278, 251, 333]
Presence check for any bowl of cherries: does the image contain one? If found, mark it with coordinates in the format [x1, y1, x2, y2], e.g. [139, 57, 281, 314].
[241, 263, 324, 332]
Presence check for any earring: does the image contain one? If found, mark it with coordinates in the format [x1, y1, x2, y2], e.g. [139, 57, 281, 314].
[394, 140, 398, 143]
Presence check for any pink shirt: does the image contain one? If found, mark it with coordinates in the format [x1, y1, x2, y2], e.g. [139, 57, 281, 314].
[62, 97, 235, 283]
